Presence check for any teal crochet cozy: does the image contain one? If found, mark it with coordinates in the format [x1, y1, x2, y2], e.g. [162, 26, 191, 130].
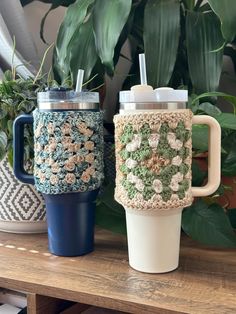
[33, 109, 104, 194]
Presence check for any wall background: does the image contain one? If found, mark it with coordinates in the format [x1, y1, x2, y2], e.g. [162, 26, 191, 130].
[23, 1, 65, 71]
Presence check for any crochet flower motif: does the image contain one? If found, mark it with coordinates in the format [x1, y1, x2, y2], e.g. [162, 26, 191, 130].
[171, 156, 182, 166]
[127, 172, 138, 184]
[84, 141, 94, 151]
[126, 134, 142, 152]
[135, 179, 145, 192]
[143, 153, 169, 174]
[48, 123, 54, 134]
[169, 172, 183, 192]
[167, 132, 183, 150]
[51, 162, 60, 173]
[152, 179, 163, 193]
[50, 174, 59, 185]
[33, 109, 104, 195]
[148, 133, 160, 148]
[125, 158, 137, 169]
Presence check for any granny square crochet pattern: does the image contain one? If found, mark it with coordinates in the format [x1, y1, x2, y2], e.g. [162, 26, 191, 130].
[33, 109, 103, 194]
[114, 110, 194, 211]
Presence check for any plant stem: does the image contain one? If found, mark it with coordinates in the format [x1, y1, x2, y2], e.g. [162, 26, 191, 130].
[47, 66, 52, 87]
[83, 73, 98, 87]
[89, 83, 105, 92]
[11, 36, 16, 80]
[33, 43, 54, 85]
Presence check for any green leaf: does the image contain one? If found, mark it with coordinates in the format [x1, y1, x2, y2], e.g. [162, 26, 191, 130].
[221, 132, 236, 176]
[112, 4, 135, 68]
[144, 0, 180, 87]
[192, 91, 236, 113]
[197, 2, 211, 12]
[192, 160, 207, 186]
[197, 102, 221, 116]
[3, 70, 13, 82]
[182, 0, 194, 10]
[7, 147, 13, 168]
[7, 120, 13, 137]
[186, 11, 224, 94]
[69, 13, 98, 84]
[208, 0, 236, 42]
[96, 183, 126, 234]
[96, 203, 126, 234]
[129, 0, 145, 47]
[228, 209, 236, 229]
[93, 0, 132, 74]
[187, 93, 199, 113]
[53, 0, 95, 81]
[0, 131, 7, 160]
[192, 125, 208, 151]
[0, 106, 7, 119]
[182, 200, 236, 248]
[214, 113, 236, 130]
[0, 117, 9, 135]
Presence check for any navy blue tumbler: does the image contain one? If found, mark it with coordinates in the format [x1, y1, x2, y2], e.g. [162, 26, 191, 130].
[13, 88, 103, 256]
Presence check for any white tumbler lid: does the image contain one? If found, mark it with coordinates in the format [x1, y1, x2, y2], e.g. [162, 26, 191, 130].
[119, 85, 188, 103]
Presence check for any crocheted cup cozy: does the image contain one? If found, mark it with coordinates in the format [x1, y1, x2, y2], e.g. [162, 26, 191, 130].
[33, 109, 104, 194]
[114, 110, 194, 211]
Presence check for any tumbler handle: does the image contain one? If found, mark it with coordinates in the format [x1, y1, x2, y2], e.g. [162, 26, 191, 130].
[13, 114, 35, 185]
[191, 115, 221, 197]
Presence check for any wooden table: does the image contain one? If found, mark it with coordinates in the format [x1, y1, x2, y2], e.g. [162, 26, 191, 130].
[0, 229, 235, 314]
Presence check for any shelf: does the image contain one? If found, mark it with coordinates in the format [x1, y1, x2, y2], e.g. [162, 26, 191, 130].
[0, 229, 235, 313]
[0, 288, 26, 308]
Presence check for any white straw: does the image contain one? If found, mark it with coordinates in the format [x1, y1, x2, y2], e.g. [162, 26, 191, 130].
[139, 53, 147, 85]
[75, 69, 84, 92]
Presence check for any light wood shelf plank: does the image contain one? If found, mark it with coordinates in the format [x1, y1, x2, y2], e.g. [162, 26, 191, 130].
[0, 229, 235, 313]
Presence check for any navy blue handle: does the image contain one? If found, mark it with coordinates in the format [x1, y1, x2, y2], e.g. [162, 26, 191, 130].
[13, 114, 35, 185]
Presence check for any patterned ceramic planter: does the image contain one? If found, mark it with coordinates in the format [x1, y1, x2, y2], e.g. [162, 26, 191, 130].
[0, 157, 47, 233]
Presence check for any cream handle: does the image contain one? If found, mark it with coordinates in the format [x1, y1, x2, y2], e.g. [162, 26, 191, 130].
[191, 115, 221, 197]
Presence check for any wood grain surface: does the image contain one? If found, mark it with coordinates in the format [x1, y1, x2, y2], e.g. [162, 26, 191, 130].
[0, 229, 235, 314]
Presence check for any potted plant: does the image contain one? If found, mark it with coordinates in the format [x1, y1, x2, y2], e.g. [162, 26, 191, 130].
[0, 69, 47, 233]
[24, 0, 236, 246]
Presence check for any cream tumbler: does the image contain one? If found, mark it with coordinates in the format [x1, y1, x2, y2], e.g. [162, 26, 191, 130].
[114, 86, 221, 273]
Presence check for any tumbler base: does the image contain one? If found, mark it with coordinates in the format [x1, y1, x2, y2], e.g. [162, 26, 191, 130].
[125, 208, 182, 273]
[44, 190, 99, 257]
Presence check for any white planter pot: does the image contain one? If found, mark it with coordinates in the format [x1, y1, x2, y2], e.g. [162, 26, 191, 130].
[0, 157, 47, 233]
[125, 208, 182, 273]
